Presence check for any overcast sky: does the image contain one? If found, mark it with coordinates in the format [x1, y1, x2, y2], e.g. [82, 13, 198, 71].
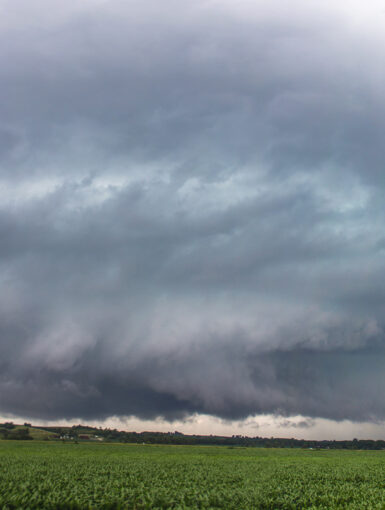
[1, 0, 385, 439]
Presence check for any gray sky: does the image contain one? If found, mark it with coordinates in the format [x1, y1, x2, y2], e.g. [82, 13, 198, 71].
[1, 0, 385, 438]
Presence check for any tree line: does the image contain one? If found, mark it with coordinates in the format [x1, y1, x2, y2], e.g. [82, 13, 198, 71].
[1, 422, 385, 449]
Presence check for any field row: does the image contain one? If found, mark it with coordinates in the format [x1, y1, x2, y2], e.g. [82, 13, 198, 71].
[1, 442, 385, 509]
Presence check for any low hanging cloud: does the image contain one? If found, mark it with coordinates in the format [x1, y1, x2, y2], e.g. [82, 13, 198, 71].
[1, 0, 385, 423]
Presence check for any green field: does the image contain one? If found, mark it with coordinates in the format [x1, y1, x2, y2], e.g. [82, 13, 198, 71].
[1, 442, 385, 509]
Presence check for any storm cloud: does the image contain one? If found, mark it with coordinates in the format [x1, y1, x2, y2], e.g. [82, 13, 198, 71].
[1, 0, 385, 423]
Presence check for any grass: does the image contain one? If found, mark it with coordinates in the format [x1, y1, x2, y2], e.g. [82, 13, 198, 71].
[0, 441, 385, 508]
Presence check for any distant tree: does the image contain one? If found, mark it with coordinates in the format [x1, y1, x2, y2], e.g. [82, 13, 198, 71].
[8, 428, 32, 440]
[0, 428, 9, 439]
[2, 422, 15, 430]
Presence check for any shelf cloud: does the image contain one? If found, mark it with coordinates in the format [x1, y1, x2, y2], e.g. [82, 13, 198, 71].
[1, 0, 385, 423]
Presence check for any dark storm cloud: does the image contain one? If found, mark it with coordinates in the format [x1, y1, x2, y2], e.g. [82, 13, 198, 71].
[1, 0, 385, 422]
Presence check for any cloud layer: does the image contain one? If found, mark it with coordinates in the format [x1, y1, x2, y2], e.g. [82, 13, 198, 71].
[1, 0, 385, 422]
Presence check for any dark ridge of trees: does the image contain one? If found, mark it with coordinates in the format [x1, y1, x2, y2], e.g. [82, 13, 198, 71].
[1, 422, 384, 449]
[12, 423, 384, 450]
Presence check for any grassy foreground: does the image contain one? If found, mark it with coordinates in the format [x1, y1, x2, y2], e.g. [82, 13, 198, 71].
[1, 442, 385, 509]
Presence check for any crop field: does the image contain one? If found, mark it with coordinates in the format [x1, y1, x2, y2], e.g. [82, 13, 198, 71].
[1, 442, 385, 509]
